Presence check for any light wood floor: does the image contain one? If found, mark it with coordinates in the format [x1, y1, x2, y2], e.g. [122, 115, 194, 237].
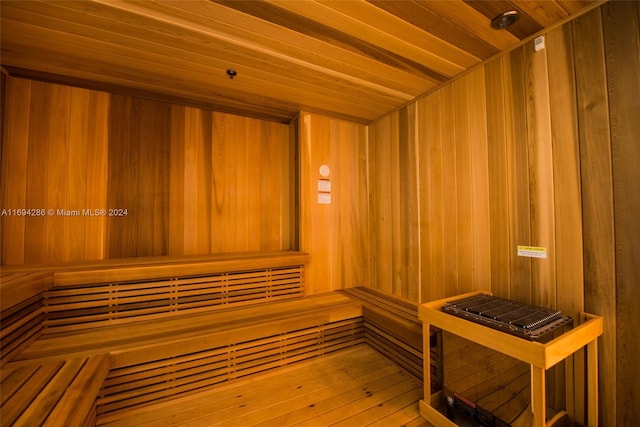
[101, 344, 433, 427]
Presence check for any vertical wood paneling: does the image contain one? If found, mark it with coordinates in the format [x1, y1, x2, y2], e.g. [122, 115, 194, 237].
[107, 97, 171, 258]
[452, 78, 473, 296]
[524, 38, 557, 310]
[546, 22, 585, 421]
[504, 46, 532, 305]
[416, 96, 433, 303]
[1, 78, 292, 264]
[440, 85, 459, 297]
[1, 78, 31, 264]
[83, 91, 110, 260]
[425, 92, 446, 300]
[299, 112, 369, 294]
[573, 8, 615, 427]
[603, 2, 640, 425]
[44, 84, 70, 263]
[23, 82, 51, 263]
[368, 115, 394, 295]
[485, 57, 511, 299]
[466, 68, 492, 293]
[365, 4, 637, 423]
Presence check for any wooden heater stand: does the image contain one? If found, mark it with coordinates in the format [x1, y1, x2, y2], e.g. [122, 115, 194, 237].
[419, 291, 603, 427]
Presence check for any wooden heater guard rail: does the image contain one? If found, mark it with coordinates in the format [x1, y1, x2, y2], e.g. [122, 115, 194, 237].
[418, 291, 603, 427]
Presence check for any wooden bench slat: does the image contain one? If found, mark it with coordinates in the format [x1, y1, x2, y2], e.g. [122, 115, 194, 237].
[0, 362, 64, 427]
[16, 358, 87, 426]
[44, 353, 112, 427]
[10, 294, 361, 365]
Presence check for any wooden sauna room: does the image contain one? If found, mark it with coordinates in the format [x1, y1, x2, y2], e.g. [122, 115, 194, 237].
[1, 1, 638, 426]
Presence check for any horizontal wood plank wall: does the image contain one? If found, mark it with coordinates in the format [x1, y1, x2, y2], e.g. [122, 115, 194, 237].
[0, 78, 294, 264]
[299, 112, 369, 294]
[366, 4, 638, 425]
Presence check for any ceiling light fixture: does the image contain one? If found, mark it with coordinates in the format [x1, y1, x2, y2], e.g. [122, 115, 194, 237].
[226, 69, 237, 79]
[491, 10, 519, 29]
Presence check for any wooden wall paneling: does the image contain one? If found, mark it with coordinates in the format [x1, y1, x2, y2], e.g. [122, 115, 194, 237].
[398, 105, 420, 301]
[300, 113, 331, 294]
[213, 109, 224, 253]
[503, 46, 533, 305]
[106, 95, 136, 258]
[43, 83, 71, 263]
[134, 99, 156, 256]
[2, 79, 292, 264]
[546, 23, 584, 326]
[1, 78, 31, 265]
[285, 116, 299, 251]
[152, 101, 171, 256]
[387, 111, 402, 297]
[82, 90, 109, 260]
[425, 92, 446, 301]
[466, 68, 492, 293]
[168, 105, 186, 255]
[182, 106, 206, 254]
[523, 40, 569, 419]
[440, 85, 459, 298]
[23, 82, 53, 263]
[65, 88, 89, 261]
[452, 77, 473, 297]
[415, 97, 432, 304]
[259, 120, 288, 250]
[523, 37, 557, 310]
[484, 58, 511, 299]
[107, 96, 171, 258]
[546, 22, 586, 422]
[603, 2, 640, 424]
[62, 88, 109, 261]
[368, 115, 393, 295]
[300, 112, 368, 294]
[573, 8, 616, 426]
[140, 100, 170, 256]
[333, 118, 370, 293]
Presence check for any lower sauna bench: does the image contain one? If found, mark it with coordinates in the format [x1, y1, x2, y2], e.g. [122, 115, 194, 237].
[98, 344, 432, 427]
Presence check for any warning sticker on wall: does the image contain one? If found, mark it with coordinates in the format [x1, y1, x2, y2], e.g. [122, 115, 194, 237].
[517, 245, 547, 259]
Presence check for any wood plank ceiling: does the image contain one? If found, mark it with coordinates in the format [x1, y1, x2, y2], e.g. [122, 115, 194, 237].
[1, 0, 597, 123]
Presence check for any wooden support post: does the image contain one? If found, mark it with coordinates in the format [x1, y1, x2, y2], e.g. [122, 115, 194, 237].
[531, 365, 546, 427]
[586, 338, 598, 427]
[422, 322, 432, 404]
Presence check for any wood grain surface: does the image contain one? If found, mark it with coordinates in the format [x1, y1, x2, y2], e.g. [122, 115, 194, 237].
[1, 79, 293, 263]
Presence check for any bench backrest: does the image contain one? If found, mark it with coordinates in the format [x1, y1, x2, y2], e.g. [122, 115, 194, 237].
[44, 265, 305, 331]
[2, 251, 309, 336]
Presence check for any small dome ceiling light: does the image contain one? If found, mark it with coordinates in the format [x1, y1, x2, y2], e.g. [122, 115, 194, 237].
[491, 10, 519, 29]
[226, 69, 237, 79]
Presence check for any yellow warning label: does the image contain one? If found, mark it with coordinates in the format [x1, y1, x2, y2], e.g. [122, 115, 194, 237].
[517, 245, 547, 259]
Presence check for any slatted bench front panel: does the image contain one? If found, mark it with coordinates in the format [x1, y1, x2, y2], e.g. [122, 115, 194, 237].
[1, 272, 53, 366]
[43, 265, 305, 331]
[1, 294, 43, 367]
[96, 318, 365, 424]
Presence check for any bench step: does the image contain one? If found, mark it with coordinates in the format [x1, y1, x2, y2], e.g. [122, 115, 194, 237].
[1, 353, 111, 427]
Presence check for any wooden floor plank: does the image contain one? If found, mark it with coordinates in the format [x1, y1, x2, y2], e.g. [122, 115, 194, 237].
[248, 371, 412, 426]
[100, 345, 430, 427]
